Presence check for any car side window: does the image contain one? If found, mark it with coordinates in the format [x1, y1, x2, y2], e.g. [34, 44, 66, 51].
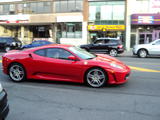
[34, 49, 46, 56]
[46, 48, 73, 60]
[155, 40, 160, 45]
[94, 40, 104, 44]
[104, 39, 110, 44]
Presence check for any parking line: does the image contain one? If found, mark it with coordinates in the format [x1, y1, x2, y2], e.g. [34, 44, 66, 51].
[129, 66, 160, 73]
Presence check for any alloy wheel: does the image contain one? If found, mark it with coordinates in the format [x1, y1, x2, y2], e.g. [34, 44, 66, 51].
[86, 68, 107, 88]
[109, 49, 118, 57]
[9, 64, 25, 82]
[139, 49, 147, 58]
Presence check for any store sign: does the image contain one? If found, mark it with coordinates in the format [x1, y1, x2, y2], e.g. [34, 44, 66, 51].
[131, 14, 160, 25]
[0, 15, 29, 24]
[138, 16, 154, 24]
[88, 25, 125, 31]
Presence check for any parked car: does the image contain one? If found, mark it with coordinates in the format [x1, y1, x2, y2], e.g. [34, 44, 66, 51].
[80, 38, 124, 57]
[21, 40, 54, 49]
[133, 39, 160, 58]
[0, 83, 9, 120]
[0, 37, 22, 52]
[2, 44, 130, 88]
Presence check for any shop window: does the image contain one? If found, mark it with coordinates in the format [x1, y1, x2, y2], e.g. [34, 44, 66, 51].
[57, 23, 82, 38]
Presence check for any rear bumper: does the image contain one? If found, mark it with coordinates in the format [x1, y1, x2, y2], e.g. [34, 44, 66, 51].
[117, 48, 124, 54]
[0, 90, 9, 119]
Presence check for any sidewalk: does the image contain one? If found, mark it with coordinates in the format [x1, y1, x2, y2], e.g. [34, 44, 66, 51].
[119, 50, 133, 57]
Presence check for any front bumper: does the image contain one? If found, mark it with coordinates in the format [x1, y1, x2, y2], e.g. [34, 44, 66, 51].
[0, 90, 9, 120]
[106, 67, 131, 85]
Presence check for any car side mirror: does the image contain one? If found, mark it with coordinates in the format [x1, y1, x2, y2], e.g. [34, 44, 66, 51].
[68, 56, 77, 61]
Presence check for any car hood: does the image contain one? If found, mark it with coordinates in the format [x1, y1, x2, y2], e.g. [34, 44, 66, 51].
[95, 54, 124, 64]
[134, 43, 150, 48]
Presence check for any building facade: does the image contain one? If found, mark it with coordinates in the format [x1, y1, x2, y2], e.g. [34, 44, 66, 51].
[0, 0, 160, 50]
[127, 0, 160, 50]
[0, 0, 87, 45]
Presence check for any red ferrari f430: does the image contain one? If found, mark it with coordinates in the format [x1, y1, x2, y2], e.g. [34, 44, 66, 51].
[2, 44, 131, 88]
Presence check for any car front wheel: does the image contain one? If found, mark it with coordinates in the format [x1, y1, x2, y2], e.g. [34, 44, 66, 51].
[9, 63, 26, 82]
[85, 68, 107, 88]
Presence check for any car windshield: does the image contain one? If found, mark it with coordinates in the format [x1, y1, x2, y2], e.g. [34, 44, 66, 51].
[69, 46, 96, 60]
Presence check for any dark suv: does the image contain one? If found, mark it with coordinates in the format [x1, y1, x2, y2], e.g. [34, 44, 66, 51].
[0, 37, 22, 52]
[80, 38, 124, 57]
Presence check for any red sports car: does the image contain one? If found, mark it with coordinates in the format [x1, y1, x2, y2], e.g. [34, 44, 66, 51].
[2, 44, 130, 88]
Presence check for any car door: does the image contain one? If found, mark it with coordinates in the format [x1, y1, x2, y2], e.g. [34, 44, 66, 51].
[32, 48, 83, 82]
[90, 39, 105, 52]
[149, 40, 160, 55]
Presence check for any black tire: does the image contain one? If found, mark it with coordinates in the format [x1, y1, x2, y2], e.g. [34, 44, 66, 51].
[109, 49, 118, 57]
[8, 63, 26, 82]
[5, 47, 11, 52]
[138, 49, 147, 58]
[85, 68, 107, 88]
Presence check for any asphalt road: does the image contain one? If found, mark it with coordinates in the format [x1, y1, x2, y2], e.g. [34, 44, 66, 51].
[0, 53, 160, 120]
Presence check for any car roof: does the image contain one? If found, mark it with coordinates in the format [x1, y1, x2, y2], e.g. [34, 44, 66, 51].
[23, 44, 73, 52]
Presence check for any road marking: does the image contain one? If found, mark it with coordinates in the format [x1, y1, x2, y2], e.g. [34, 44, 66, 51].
[129, 66, 160, 73]
[0, 60, 159, 72]
[124, 61, 160, 65]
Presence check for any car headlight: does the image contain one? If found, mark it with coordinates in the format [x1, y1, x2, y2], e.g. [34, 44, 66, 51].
[110, 63, 123, 70]
[0, 83, 3, 93]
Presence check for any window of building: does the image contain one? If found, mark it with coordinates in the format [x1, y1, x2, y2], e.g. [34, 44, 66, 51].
[89, 1, 125, 25]
[57, 22, 82, 38]
[55, 0, 83, 13]
[29, 2, 52, 14]
[0, 1, 52, 15]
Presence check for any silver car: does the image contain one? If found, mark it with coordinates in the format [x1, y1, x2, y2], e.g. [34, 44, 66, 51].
[133, 39, 160, 58]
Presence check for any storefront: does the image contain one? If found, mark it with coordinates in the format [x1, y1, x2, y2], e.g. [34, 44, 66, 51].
[131, 14, 160, 47]
[88, 0, 125, 44]
[88, 25, 125, 42]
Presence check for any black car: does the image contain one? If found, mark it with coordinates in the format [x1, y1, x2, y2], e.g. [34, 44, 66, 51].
[0, 83, 9, 120]
[80, 38, 124, 57]
[0, 37, 22, 52]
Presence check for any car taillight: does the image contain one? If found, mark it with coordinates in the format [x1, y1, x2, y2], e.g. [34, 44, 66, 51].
[118, 45, 123, 49]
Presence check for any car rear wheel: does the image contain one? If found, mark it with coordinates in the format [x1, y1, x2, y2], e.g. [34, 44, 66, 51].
[109, 49, 118, 57]
[138, 49, 147, 58]
[85, 68, 107, 88]
[9, 63, 26, 82]
[5, 47, 11, 52]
